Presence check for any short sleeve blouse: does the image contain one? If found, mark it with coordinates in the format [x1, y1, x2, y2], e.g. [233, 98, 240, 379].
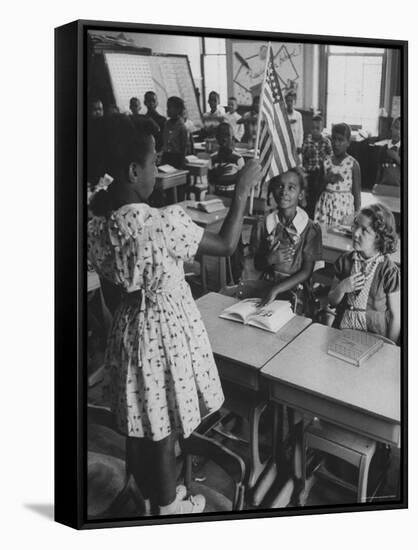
[87, 203, 203, 293]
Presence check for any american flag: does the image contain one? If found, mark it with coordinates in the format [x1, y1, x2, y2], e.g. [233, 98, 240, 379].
[257, 49, 297, 194]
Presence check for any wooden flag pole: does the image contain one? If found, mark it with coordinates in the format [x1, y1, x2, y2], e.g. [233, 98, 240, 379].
[249, 41, 272, 215]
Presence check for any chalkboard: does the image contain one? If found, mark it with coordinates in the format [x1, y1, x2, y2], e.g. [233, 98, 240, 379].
[103, 52, 202, 127]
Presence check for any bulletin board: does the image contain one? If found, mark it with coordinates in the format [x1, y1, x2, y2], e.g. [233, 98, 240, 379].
[103, 52, 202, 126]
[227, 41, 304, 106]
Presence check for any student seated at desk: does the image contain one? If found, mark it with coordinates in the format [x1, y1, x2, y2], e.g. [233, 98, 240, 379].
[328, 203, 400, 343]
[374, 117, 401, 189]
[314, 123, 361, 227]
[161, 96, 188, 170]
[251, 168, 322, 315]
[209, 122, 245, 198]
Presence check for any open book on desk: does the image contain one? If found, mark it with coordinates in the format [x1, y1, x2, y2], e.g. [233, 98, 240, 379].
[219, 298, 295, 333]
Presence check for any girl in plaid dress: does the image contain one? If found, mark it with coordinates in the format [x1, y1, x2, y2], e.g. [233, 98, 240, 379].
[328, 203, 400, 342]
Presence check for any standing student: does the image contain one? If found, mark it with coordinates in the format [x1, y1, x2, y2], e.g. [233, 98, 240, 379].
[374, 117, 401, 189]
[89, 97, 104, 120]
[302, 115, 332, 217]
[88, 116, 261, 515]
[161, 96, 188, 170]
[225, 97, 244, 142]
[210, 122, 245, 198]
[130, 96, 160, 138]
[129, 96, 142, 116]
[202, 90, 226, 137]
[144, 91, 166, 152]
[285, 90, 303, 159]
[240, 95, 260, 147]
[182, 107, 196, 156]
[314, 122, 361, 226]
[252, 168, 322, 312]
[328, 203, 400, 342]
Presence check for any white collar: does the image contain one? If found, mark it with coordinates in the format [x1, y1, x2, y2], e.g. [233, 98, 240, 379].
[265, 206, 309, 235]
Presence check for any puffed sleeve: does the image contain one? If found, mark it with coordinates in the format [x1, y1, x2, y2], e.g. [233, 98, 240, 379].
[382, 259, 400, 294]
[334, 252, 353, 281]
[303, 222, 323, 262]
[160, 205, 204, 262]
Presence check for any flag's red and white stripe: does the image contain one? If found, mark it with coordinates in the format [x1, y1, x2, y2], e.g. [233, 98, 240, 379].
[257, 48, 297, 194]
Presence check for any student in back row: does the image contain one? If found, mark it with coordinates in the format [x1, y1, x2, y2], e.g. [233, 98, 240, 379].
[224, 97, 244, 142]
[374, 117, 401, 189]
[314, 122, 361, 226]
[210, 122, 244, 198]
[144, 91, 167, 152]
[285, 90, 303, 159]
[302, 114, 332, 218]
[161, 96, 188, 169]
[202, 90, 226, 137]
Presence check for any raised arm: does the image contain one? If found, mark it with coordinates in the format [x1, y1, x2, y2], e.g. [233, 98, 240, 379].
[197, 160, 261, 257]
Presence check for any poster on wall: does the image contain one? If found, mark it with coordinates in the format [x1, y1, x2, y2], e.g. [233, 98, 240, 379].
[230, 41, 304, 105]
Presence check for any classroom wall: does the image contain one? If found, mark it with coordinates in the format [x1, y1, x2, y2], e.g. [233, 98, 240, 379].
[89, 30, 204, 104]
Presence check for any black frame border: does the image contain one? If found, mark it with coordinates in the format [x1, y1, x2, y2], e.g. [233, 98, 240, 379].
[54, 18, 408, 530]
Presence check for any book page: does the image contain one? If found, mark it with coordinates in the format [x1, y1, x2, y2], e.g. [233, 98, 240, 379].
[247, 301, 294, 332]
[220, 298, 260, 323]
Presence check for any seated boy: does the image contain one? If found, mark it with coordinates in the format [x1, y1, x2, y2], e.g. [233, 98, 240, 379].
[209, 122, 245, 198]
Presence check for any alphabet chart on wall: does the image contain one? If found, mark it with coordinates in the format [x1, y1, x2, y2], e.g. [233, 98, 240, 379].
[104, 52, 202, 126]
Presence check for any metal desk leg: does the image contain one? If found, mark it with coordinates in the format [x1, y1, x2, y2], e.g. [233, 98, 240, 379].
[219, 257, 227, 290]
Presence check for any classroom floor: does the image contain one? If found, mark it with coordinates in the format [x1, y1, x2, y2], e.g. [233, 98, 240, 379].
[87, 382, 400, 519]
[87, 254, 400, 520]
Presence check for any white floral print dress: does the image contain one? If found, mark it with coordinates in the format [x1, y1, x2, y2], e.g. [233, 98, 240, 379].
[88, 203, 224, 441]
[314, 155, 356, 226]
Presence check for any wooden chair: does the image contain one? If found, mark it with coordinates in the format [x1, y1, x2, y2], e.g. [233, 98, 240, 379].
[181, 414, 247, 511]
[302, 418, 376, 503]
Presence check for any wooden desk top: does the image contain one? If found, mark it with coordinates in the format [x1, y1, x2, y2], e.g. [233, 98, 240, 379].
[321, 225, 401, 266]
[194, 143, 255, 159]
[197, 292, 312, 370]
[261, 323, 400, 423]
[178, 200, 229, 228]
[156, 169, 189, 180]
[185, 163, 209, 175]
[361, 191, 401, 215]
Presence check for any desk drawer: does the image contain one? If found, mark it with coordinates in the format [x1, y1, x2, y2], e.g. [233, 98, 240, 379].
[215, 356, 260, 391]
[268, 381, 400, 447]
